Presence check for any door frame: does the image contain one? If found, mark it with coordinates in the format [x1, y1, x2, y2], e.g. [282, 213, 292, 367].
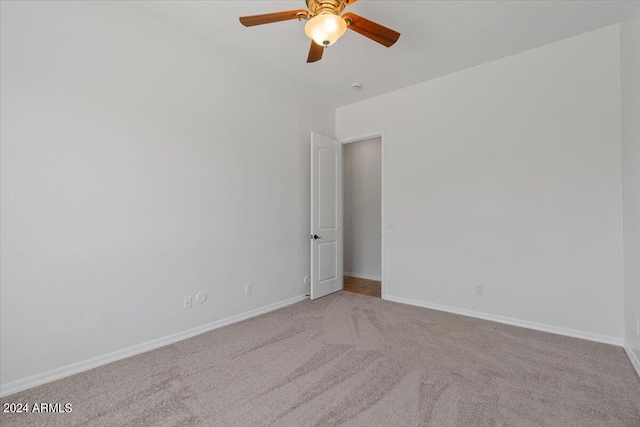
[340, 131, 386, 299]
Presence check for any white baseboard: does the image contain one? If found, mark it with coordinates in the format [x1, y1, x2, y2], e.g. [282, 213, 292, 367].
[624, 341, 640, 379]
[0, 294, 309, 398]
[344, 272, 381, 281]
[384, 295, 623, 347]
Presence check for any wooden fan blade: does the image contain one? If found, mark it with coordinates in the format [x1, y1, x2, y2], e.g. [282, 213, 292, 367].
[342, 12, 400, 47]
[239, 10, 307, 27]
[307, 40, 324, 63]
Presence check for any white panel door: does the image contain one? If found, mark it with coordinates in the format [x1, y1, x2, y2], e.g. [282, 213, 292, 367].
[311, 132, 343, 300]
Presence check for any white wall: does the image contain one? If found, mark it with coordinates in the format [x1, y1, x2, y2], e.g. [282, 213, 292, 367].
[621, 2, 640, 373]
[336, 26, 624, 343]
[0, 1, 334, 389]
[343, 138, 381, 280]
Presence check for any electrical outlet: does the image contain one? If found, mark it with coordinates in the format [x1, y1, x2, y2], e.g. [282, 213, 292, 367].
[245, 283, 252, 295]
[475, 285, 484, 296]
[184, 296, 193, 310]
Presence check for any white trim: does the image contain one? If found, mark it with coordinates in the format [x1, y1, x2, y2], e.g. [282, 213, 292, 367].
[384, 294, 623, 346]
[340, 131, 386, 299]
[0, 294, 309, 398]
[344, 272, 381, 281]
[624, 341, 640, 379]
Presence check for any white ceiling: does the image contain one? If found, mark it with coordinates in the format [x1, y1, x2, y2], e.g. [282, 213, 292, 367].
[131, 1, 627, 108]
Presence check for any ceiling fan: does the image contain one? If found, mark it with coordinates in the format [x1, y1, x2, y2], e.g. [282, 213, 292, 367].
[239, 0, 400, 63]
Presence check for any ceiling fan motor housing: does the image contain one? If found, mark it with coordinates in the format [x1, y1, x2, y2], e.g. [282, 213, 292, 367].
[305, 0, 349, 18]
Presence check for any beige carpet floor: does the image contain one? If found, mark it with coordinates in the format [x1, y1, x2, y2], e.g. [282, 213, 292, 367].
[2, 291, 639, 426]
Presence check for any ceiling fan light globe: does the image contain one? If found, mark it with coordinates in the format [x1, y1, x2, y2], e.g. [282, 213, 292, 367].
[304, 14, 347, 46]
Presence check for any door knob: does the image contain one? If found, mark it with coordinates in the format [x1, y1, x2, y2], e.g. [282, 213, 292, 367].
[311, 234, 322, 240]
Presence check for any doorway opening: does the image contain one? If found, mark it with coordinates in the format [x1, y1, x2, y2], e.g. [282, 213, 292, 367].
[342, 136, 382, 298]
